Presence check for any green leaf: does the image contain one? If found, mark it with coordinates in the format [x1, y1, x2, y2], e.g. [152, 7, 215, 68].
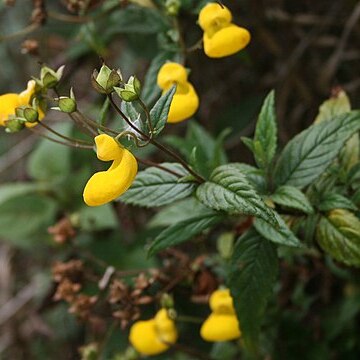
[228, 229, 278, 351]
[253, 90, 277, 168]
[316, 209, 360, 267]
[120, 163, 196, 207]
[78, 204, 118, 231]
[27, 123, 72, 182]
[0, 194, 57, 248]
[148, 210, 223, 256]
[274, 111, 360, 188]
[150, 85, 176, 136]
[0, 183, 46, 206]
[318, 193, 358, 212]
[107, 6, 169, 35]
[271, 185, 314, 214]
[196, 165, 277, 226]
[229, 163, 267, 193]
[254, 212, 302, 247]
[149, 197, 209, 228]
[141, 51, 174, 105]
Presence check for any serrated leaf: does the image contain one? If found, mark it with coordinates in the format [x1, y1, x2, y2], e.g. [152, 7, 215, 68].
[274, 111, 360, 188]
[254, 212, 302, 247]
[318, 193, 357, 212]
[149, 85, 176, 136]
[271, 185, 314, 214]
[141, 52, 174, 105]
[196, 165, 277, 226]
[253, 90, 277, 168]
[149, 197, 209, 228]
[228, 229, 278, 351]
[120, 163, 196, 207]
[316, 209, 360, 267]
[148, 211, 223, 256]
[229, 163, 267, 193]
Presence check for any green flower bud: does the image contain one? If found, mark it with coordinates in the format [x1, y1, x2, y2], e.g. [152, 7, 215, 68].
[91, 64, 122, 94]
[113, 76, 141, 102]
[165, 0, 180, 16]
[160, 293, 174, 309]
[58, 97, 77, 113]
[23, 107, 39, 123]
[40, 65, 65, 89]
[5, 118, 25, 133]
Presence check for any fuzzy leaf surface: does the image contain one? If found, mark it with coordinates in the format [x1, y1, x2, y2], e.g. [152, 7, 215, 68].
[274, 111, 360, 188]
[271, 185, 314, 214]
[120, 163, 195, 207]
[196, 165, 277, 226]
[148, 211, 223, 256]
[316, 209, 360, 267]
[150, 85, 176, 136]
[229, 229, 278, 351]
[253, 90, 277, 168]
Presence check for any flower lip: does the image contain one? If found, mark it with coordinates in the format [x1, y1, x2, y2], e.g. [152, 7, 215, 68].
[198, 2, 232, 31]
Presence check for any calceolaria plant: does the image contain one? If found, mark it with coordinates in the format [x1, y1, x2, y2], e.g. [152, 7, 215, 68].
[1, 1, 360, 359]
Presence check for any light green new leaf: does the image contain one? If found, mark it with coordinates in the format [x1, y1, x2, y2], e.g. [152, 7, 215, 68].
[274, 111, 360, 188]
[253, 90, 277, 168]
[0, 183, 46, 206]
[254, 212, 302, 247]
[148, 211, 224, 256]
[229, 229, 278, 351]
[150, 85, 176, 136]
[271, 185, 314, 214]
[120, 163, 196, 207]
[196, 165, 277, 226]
[316, 209, 360, 267]
[318, 193, 358, 212]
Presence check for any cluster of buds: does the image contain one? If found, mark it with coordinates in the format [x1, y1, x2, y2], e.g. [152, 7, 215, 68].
[5, 102, 39, 133]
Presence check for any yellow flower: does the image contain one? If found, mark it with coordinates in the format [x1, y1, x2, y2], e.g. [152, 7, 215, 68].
[129, 308, 178, 356]
[0, 80, 43, 127]
[83, 134, 138, 206]
[157, 62, 199, 123]
[200, 289, 241, 342]
[198, 3, 250, 58]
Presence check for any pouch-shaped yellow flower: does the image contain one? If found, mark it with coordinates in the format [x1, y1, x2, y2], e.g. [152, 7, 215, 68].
[200, 289, 241, 342]
[83, 134, 138, 206]
[157, 62, 199, 123]
[198, 3, 250, 58]
[0, 80, 43, 127]
[129, 309, 178, 356]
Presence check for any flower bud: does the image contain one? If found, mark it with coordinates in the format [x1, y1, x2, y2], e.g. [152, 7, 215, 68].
[40, 65, 65, 89]
[165, 0, 180, 16]
[160, 293, 174, 309]
[23, 107, 39, 123]
[91, 64, 122, 94]
[114, 76, 141, 102]
[5, 118, 25, 133]
[58, 97, 77, 113]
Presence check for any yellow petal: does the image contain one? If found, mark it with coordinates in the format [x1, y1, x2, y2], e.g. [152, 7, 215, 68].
[209, 289, 235, 314]
[129, 309, 177, 356]
[95, 134, 124, 161]
[83, 137, 138, 206]
[167, 82, 199, 123]
[157, 62, 188, 90]
[204, 24, 250, 58]
[0, 93, 19, 126]
[154, 309, 178, 344]
[18, 80, 36, 104]
[198, 2, 232, 31]
[129, 319, 170, 356]
[200, 313, 241, 342]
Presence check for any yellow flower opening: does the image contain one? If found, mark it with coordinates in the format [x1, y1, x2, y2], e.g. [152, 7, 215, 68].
[0, 80, 43, 127]
[200, 289, 241, 342]
[157, 62, 199, 123]
[83, 134, 138, 207]
[129, 308, 178, 356]
[198, 3, 250, 58]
